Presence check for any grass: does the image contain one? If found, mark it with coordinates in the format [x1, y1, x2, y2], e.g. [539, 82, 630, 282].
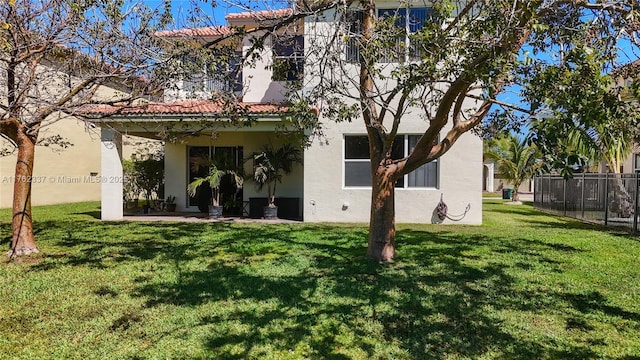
[1, 201, 640, 359]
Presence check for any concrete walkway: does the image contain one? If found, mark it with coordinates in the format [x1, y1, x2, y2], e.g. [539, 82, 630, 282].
[483, 193, 534, 201]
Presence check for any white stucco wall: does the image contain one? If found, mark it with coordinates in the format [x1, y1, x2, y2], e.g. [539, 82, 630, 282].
[301, 6, 483, 225]
[101, 128, 123, 220]
[303, 116, 482, 225]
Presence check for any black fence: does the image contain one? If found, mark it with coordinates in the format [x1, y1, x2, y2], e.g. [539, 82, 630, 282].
[534, 173, 640, 233]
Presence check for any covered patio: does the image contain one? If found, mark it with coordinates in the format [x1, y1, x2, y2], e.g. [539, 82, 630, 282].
[89, 100, 304, 222]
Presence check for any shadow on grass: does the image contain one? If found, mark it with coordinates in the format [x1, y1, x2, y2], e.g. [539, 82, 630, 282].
[74, 210, 102, 220]
[124, 226, 621, 357]
[3, 210, 639, 358]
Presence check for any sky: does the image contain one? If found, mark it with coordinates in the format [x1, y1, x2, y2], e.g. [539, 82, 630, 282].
[142, 0, 290, 28]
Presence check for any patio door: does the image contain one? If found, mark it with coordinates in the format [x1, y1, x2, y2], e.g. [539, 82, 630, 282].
[188, 146, 244, 214]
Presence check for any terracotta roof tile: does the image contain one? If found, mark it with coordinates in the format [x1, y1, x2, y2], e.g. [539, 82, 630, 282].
[225, 8, 294, 21]
[155, 26, 234, 38]
[83, 100, 288, 118]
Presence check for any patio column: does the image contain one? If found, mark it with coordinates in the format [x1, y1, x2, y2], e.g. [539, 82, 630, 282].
[101, 127, 123, 220]
[484, 163, 494, 192]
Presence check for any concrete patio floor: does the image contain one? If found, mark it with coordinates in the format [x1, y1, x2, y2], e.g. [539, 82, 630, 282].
[123, 212, 301, 224]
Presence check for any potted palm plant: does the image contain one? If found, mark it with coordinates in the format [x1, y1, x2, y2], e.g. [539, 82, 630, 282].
[251, 143, 302, 219]
[187, 156, 243, 218]
[165, 195, 177, 212]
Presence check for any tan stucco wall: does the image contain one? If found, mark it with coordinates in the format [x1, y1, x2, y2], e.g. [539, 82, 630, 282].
[1, 117, 101, 208]
[0, 59, 160, 209]
[492, 176, 534, 194]
[1, 118, 159, 209]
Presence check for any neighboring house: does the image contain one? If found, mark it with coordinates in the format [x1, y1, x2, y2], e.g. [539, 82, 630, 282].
[0, 122, 158, 208]
[588, 62, 640, 174]
[91, 5, 483, 224]
[482, 160, 534, 194]
[0, 58, 160, 209]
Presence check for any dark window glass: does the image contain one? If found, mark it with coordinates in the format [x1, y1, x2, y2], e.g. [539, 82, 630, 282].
[345, 10, 364, 63]
[377, 7, 432, 62]
[345, 135, 370, 159]
[272, 35, 304, 81]
[188, 146, 244, 206]
[344, 135, 407, 188]
[378, 7, 431, 31]
[205, 52, 243, 93]
[188, 146, 211, 206]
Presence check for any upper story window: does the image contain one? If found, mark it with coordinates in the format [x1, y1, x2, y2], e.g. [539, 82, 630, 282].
[344, 135, 438, 188]
[272, 35, 304, 81]
[183, 52, 243, 94]
[346, 6, 432, 63]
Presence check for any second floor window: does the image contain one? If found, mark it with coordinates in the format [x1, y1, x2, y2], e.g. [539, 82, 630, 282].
[183, 52, 243, 94]
[272, 35, 304, 81]
[346, 6, 432, 63]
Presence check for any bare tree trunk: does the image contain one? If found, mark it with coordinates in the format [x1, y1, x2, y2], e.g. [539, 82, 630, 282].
[512, 183, 520, 201]
[608, 175, 634, 218]
[8, 126, 39, 257]
[367, 168, 396, 261]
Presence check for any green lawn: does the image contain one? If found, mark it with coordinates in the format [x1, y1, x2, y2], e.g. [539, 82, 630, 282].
[1, 201, 640, 359]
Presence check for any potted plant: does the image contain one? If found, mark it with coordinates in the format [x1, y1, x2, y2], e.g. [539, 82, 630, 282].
[132, 154, 164, 213]
[187, 156, 243, 218]
[251, 143, 302, 219]
[165, 195, 177, 212]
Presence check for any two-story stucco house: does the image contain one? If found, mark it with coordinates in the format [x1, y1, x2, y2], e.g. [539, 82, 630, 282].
[92, 4, 483, 224]
[0, 58, 159, 209]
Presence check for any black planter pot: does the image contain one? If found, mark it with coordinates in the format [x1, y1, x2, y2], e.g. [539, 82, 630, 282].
[166, 203, 177, 212]
[263, 206, 278, 219]
[209, 205, 223, 218]
[142, 204, 150, 214]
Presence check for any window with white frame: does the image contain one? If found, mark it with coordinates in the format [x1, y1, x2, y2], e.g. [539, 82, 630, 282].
[272, 35, 304, 81]
[344, 135, 438, 188]
[345, 5, 433, 63]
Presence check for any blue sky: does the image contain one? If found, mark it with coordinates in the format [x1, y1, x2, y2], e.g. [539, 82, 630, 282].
[142, 0, 288, 28]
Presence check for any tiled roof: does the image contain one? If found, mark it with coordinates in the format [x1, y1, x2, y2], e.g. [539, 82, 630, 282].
[154, 9, 295, 38]
[83, 100, 289, 117]
[225, 8, 294, 21]
[155, 26, 234, 38]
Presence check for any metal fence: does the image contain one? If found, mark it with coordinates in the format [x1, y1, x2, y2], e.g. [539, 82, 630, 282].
[534, 173, 640, 233]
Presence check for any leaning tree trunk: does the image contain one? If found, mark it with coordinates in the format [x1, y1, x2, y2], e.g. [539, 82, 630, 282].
[8, 127, 39, 257]
[608, 175, 634, 218]
[367, 168, 396, 261]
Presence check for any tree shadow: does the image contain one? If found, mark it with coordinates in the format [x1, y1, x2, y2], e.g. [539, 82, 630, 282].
[123, 224, 633, 358]
[3, 211, 639, 358]
[74, 210, 101, 219]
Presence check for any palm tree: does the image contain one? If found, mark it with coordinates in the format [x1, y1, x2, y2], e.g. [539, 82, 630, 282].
[486, 134, 542, 202]
[252, 143, 302, 208]
[566, 121, 635, 216]
[187, 156, 243, 216]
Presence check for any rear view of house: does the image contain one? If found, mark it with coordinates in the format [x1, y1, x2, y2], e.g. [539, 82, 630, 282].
[93, 3, 482, 224]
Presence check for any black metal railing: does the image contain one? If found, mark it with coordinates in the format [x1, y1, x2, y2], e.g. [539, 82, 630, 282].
[534, 173, 640, 233]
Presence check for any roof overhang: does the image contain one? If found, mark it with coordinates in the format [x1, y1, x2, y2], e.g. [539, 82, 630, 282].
[84, 100, 295, 138]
